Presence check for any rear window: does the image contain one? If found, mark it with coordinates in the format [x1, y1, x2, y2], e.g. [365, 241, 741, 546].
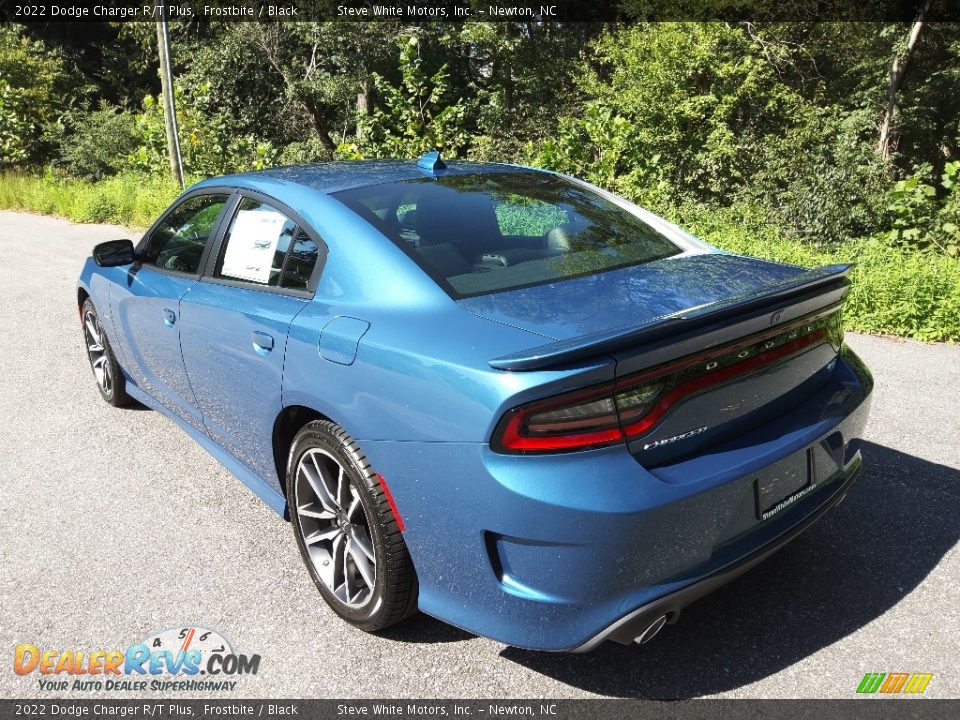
[332, 172, 681, 298]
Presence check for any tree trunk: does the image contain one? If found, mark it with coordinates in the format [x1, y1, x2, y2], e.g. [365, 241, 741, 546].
[356, 76, 371, 139]
[878, 3, 930, 165]
[307, 108, 336, 151]
[314, 128, 336, 151]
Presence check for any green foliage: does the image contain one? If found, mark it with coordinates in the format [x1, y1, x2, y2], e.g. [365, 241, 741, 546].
[574, 24, 810, 201]
[885, 161, 960, 257]
[843, 238, 960, 342]
[751, 108, 891, 243]
[0, 78, 30, 166]
[535, 105, 673, 209]
[178, 26, 293, 146]
[880, 23, 960, 175]
[208, 22, 407, 153]
[277, 136, 335, 166]
[57, 106, 140, 180]
[460, 22, 600, 162]
[0, 26, 79, 166]
[0, 171, 180, 227]
[127, 86, 278, 177]
[340, 36, 467, 159]
[533, 23, 897, 244]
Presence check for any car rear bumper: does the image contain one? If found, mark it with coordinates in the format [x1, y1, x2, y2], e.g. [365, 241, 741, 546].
[574, 457, 862, 651]
[361, 346, 873, 651]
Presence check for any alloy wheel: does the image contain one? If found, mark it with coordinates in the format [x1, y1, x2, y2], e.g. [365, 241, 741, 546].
[293, 448, 377, 608]
[83, 309, 113, 395]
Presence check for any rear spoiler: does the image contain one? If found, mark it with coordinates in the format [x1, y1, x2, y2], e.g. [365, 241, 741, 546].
[489, 264, 852, 371]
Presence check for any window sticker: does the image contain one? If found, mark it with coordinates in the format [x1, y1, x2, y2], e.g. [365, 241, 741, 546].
[221, 209, 288, 284]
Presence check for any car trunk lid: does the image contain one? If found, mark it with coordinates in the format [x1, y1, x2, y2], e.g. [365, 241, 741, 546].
[458, 252, 810, 345]
[479, 253, 850, 463]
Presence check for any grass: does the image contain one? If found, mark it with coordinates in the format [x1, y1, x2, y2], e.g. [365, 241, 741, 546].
[1, 171, 957, 342]
[0, 171, 180, 229]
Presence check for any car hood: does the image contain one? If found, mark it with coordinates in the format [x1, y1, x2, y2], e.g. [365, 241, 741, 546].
[456, 252, 807, 341]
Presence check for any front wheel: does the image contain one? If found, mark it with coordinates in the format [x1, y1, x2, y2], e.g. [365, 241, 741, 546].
[81, 298, 131, 407]
[286, 420, 418, 631]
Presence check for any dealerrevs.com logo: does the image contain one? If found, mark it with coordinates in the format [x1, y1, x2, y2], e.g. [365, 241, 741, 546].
[13, 626, 260, 693]
[857, 672, 934, 695]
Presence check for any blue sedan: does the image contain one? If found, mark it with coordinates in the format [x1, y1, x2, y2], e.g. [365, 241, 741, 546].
[77, 153, 872, 651]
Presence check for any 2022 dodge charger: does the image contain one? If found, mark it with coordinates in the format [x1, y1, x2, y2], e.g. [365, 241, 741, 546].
[77, 153, 872, 651]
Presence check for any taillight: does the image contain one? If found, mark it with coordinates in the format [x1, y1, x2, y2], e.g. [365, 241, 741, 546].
[613, 383, 663, 426]
[493, 383, 623, 452]
[492, 306, 842, 454]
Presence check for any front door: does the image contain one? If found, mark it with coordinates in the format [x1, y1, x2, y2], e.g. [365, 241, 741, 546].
[111, 192, 231, 430]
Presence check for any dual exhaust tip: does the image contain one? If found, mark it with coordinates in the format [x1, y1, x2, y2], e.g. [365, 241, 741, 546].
[634, 614, 669, 645]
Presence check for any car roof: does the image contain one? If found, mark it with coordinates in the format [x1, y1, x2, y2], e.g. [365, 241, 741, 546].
[196, 159, 539, 196]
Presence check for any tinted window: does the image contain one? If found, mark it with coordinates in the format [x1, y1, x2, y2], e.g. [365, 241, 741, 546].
[281, 230, 321, 290]
[142, 194, 229, 274]
[217, 197, 319, 290]
[333, 172, 680, 297]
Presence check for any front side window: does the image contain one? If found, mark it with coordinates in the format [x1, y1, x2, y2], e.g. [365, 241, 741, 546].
[217, 197, 319, 290]
[333, 172, 681, 297]
[142, 193, 230, 274]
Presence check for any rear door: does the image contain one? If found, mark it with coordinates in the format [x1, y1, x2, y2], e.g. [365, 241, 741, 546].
[112, 191, 232, 430]
[178, 193, 325, 484]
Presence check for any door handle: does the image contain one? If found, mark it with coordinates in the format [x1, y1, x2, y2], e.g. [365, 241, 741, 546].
[252, 331, 274, 353]
[163, 308, 177, 327]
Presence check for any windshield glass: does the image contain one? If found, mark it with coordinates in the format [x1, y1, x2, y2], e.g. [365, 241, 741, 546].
[332, 171, 681, 298]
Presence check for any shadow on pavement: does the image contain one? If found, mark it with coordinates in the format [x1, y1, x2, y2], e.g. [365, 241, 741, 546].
[378, 610, 476, 645]
[499, 441, 959, 697]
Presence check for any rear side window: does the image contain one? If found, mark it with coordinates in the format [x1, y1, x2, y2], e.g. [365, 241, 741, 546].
[216, 197, 320, 290]
[332, 172, 680, 298]
[142, 193, 230, 274]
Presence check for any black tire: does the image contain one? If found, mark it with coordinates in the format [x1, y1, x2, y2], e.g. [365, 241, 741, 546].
[81, 298, 131, 407]
[286, 420, 418, 631]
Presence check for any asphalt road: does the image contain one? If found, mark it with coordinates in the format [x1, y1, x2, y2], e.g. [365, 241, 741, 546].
[0, 210, 958, 700]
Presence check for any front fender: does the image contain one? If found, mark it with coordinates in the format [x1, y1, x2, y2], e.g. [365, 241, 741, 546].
[77, 258, 130, 368]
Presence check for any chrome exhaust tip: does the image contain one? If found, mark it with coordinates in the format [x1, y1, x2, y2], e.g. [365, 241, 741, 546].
[634, 614, 668, 645]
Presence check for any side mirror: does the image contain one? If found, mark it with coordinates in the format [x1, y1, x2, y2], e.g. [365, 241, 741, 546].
[93, 239, 136, 267]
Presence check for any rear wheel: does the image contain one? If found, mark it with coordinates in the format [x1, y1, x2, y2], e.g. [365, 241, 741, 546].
[81, 298, 130, 407]
[287, 420, 418, 631]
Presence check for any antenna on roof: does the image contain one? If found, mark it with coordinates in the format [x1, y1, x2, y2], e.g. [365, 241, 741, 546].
[417, 150, 446, 172]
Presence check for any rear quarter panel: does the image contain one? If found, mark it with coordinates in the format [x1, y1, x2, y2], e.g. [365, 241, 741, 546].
[264, 188, 608, 444]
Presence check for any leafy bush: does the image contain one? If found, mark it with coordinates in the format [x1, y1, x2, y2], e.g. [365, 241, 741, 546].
[569, 24, 811, 203]
[884, 161, 960, 257]
[0, 26, 80, 166]
[340, 36, 468, 160]
[535, 24, 892, 246]
[57, 106, 139, 180]
[843, 238, 960, 341]
[0, 78, 30, 166]
[751, 108, 890, 244]
[127, 86, 279, 177]
[277, 136, 335, 165]
[535, 105, 674, 210]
